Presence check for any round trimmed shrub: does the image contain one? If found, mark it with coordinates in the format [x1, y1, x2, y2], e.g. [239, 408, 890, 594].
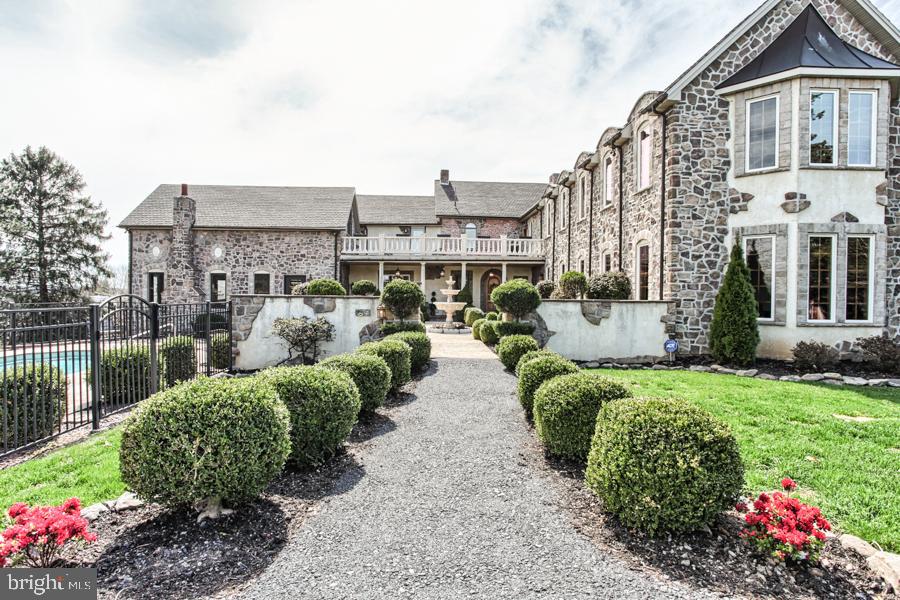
[256, 366, 360, 467]
[517, 354, 578, 416]
[472, 318, 486, 341]
[3, 365, 63, 449]
[94, 346, 153, 405]
[463, 307, 485, 326]
[490, 279, 541, 319]
[556, 271, 588, 299]
[386, 331, 431, 372]
[380, 321, 426, 336]
[357, 340, 411, 391]
[536, 280, 556, 299]
[159, 336, 196, 387]
[533, 373, 631, 461]
[586, 397, 744, 534]
[586, 272, 631, 300]
[351, 279, 378, 296]
[485, 312, 499, 321]
[306, 278, 347, 296]
[495, 321, 535, 338]
[319, 353, 391, 413]
[479, 320, 500, 345]
[380, 279, 425, 320]
[120, 377, 291, 510]
[496, 335, 539, 371]
[515, 349, 557, 376]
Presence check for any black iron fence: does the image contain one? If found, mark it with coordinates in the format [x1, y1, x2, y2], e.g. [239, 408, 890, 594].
[1, 295, 232, 456]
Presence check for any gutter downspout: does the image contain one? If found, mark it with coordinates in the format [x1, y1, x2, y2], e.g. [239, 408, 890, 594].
[551, 197, 557, 280]
[618, 146, 624, 271]
[333, 231, 339, 280]
[127, 230, 133, 296]
[567, 187, 572, 271]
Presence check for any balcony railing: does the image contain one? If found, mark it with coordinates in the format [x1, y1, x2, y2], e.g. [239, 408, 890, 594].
[341, 235, 546, 259]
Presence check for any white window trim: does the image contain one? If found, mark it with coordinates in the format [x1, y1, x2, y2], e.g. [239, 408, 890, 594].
[635, 241, 651, 300]
[636, 128, 652, 192]
[559, 189, 568, 231]
[848, 89, 878, 168]
[743, 235, 776, 322]
[845, 234, 876, 324]
[809, 89, 839, 166]
[252, 271, 272, 295]
[807, 234, 837, 323]
[578, 175, 588, 221]
[745, 94, 780, 173]
[604, 157, 614, 205]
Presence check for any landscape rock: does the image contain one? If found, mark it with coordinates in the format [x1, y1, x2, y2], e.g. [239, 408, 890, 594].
[651, 364, 669, 370]
[839, 534, 877, 559]
[689, 365, 712, 372]
[736, 369, 758, 377]
[822, 372, 842, 380]
[81, 502, 110, 522]
[756, 373, 778, 380]
[887, 379, 900, 388]
[801, 373, 825, 382]
[866, 551, 900, 594]
[582, 362, 600, 369]
[111, 491, 144, 512]
[780, 375, 801, 383]
[867, 379, 889, 387]
[842, 376, 869, 386]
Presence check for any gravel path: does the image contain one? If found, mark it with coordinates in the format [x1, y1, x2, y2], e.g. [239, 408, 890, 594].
[239, 344, 720, 599]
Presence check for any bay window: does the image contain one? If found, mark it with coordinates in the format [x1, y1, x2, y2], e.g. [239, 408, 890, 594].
[746, 96, 778, 171]
[810, 91, 837, 165]
[848, 91, 876, 166]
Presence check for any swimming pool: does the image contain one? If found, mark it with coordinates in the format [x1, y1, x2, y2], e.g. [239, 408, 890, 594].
[1, 350, 90, 375]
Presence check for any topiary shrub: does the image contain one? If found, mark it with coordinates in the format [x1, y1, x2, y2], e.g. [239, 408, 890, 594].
[381, 279, 425, 321]
[471, 318, 486, 341]
[485, 312, 499, 321]
[159, 336, 196, 388]
[556, 271, 588, 299]
[536, 280, 556, 299]
[319, 353, 391, 413]
[351, 279, 378, 296]
[380, 321, 426, 336]
[2, 365, 63, 449]
[855, 335, 900, 373]
[94, 346, 153, 406]
[709, 242, 759, 367]
[256, 366, 360, 467]
[533, 373, 631, 461]
[515, 349, 557, 376]
[586, 397, 744, 534]
[496, 335, 539, 371]
[586, 272, 631, 300]
[386, 331, 431, 372]
[479, 320, 500, 345]
[490, 279, 541, 320]
[119, 377, 290, 517]
[210, 332, 230, 370]
[495, 321, 535, 338]
[791, 341, 839, 372]
[464, 307, 485, 326]
[306, 278, 347, 296]
[357, 340, 411, 392]
[517, 354, 578, 416]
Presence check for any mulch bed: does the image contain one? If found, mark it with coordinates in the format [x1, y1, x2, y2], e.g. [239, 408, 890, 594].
[521, 437, 892, 599]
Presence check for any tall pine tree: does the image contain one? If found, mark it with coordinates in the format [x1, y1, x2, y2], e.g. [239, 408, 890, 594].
[709, 241, 760, 366]
[0, 146, 110, 303]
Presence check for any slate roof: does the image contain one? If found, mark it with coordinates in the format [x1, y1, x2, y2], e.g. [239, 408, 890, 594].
[356, 195, 438, 225]
[433, 180, 547, 218]
[119, 184, 355, 230]
[718, 5, 900, 89]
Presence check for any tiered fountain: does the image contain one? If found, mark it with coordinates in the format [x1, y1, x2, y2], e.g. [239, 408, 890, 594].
[432, 274, 469, 333]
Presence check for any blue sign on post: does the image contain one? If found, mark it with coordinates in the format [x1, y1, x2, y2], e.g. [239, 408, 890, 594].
[664, 338, 679, 354]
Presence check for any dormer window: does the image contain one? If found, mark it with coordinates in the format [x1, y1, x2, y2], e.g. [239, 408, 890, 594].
[746, 95, 778, 172]
[848, 90, 877, 167]
[810, 90, 837, 165]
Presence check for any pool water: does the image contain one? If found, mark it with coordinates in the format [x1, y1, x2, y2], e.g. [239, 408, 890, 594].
[1, 351, 90, 375]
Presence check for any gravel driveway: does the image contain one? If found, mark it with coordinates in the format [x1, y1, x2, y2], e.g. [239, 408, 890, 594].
[239, 343, 720, 599]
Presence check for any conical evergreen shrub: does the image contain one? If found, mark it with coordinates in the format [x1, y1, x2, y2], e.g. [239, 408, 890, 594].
[709, 242, 759, 367]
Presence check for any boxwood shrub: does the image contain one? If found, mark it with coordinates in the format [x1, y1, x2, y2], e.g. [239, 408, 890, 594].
[380, 321, 425, 336]
[471, 318, 486, 341]
[463, 307, 485, 326]
[210, 332, 230, 370]
[586, 397, 744, 534]
[94, 346, 153, 406]
[533, 373, 631, 461]
[119, 377, 291, 510]
[494, 321, 535, 338]
[257, 366, 360, 467]
[306, 278, 347, 296]
[319, 353, 391, 413]
[517, 354, 577, 416]
[485, 312, 500, 321]
[479, 320, 500, 345]
[381, 279, 425, 320]
[386, 331, 431, 372]
[556, 271, 588, 299]
[586, 272, 631, 300]
[496, 335, 539, 371]
[159, 336, 196, 387]
[351, 279, 378, 296]
[536, 280, 556, 299]
[357, 340, 411, 392]
[515, 349, 557, 376]
[2, 365, 64, 449]
[490, 279, 541, 320]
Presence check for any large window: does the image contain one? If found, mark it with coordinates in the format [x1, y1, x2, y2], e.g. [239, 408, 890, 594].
[148, 272, 164, 304]
[210, 273, 227, 302]
[846, 236, 873, 322]
[283, 274, 307, 294]
[637, 129, 652, 189]
[604, 157, 614, 205]
[747, 96, 778, 171]
[744, 236, 775, 320]
[808, 236, 834, 321]
[810, 91, 837, 165]
[848, 91, 876, 166]
[559, 189, 568, 230]
[578, 176, 588, 219]
[253, 272, 271, 295]
[637, 243, 650, 300]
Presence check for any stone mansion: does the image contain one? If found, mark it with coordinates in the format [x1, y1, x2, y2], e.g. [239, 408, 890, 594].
[120, 0, 900, 359]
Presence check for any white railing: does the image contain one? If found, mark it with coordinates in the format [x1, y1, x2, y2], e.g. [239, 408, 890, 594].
[341, 235, 546, 258]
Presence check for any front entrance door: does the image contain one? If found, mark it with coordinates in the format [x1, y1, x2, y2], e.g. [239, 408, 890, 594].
[481, 270, 502, 312]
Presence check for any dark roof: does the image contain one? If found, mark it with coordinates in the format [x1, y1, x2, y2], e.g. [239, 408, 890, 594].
[433, 180, 546, 219]
[119, 184, 355, 230]
[356, 195, 438, 225]
[718, 5, 900, 89]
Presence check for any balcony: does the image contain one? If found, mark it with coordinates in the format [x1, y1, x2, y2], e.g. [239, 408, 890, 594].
[341, 235, 546, 260]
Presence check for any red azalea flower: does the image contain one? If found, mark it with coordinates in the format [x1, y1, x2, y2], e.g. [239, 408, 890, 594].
[781, 477, 797, 491]
[735, 501, 748, 513]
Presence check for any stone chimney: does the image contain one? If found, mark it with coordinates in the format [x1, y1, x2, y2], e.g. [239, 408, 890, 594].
[165, 184, 204, 303]
[440, 169, 450, 186]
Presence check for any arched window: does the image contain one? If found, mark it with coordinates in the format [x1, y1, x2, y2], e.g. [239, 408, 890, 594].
[465, 223, 477, 239]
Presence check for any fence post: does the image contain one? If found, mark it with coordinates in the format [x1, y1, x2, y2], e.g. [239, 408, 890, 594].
[227, 301, 233, 372]
[149, 303, 159, 395]
[205, 301, 212, 376]
[88, 304, 102, 430]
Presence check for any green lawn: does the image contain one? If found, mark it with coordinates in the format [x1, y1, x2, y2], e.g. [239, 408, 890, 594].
[591, 369, 900, 551]
[0, 428, 125, 511]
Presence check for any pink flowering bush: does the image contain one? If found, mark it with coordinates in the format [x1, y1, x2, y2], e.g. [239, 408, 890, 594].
[736, 478, 831, 564]
[0, 498, 97, 567]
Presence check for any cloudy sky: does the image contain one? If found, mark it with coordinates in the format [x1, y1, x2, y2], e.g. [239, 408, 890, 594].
[3, 0, 899, 266]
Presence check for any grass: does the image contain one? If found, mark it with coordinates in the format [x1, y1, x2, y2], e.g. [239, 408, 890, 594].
[590, 369, 900, 551]
[0, 428, 125, 511]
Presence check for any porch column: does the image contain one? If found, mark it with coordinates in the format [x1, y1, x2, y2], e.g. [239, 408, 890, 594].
[460, 262, 467, 289]
[420, 262, 426, 289]
[501, 262, 508, 283]
[378, 261, 384, 289]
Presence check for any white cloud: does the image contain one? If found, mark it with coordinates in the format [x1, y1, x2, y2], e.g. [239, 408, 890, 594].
[1, 0, 898, 265]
